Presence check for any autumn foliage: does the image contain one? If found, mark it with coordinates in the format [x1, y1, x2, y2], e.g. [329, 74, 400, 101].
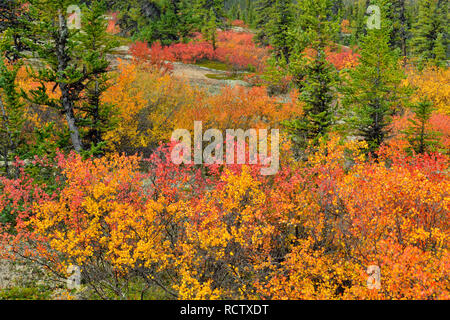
[391, 112, 450, 153]
[1, 136, 448, 299]
[1, 50, 448, 300]
[100, 59, 302, 155]
[404, 66, 450, 115]
[304, 46, 360, 71]
[130, 31, 359, 74]
[129, 30, 269, 72]
[0, 13, 448, 301]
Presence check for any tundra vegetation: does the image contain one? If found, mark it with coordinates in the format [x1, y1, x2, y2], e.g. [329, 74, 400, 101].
[0, 0, 448, 300]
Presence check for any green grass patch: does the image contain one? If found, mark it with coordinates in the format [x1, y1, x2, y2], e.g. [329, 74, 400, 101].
[194, 60, 233, 72]
[205, 71, 253, 81]
[0, 285, 53, 300]
[205, 73, 241, 80]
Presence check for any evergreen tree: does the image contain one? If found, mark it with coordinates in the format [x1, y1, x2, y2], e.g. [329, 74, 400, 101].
[75, 1, 119, 153]
[244, 0, 255, 26]
[175, 0, 199, 42]
[110, 0, 197, 44]
[145, 3, 179, 45]
[194, 0, 226, 23]
[203, 8, 218, 50]
[0, 0, 28, 61]
[112, 0, 161, 37]
[229, 3, 239, 20]
[0, 0, 28, 169]
[342, 0, 406, 152]
[254, 0, 276, 45]
[410, 0, 447, 68]
[349, 0, 369, 46]
[433, 32, 447, 66]
[135, 1, 197, 45]
[283, 0, 340, 152]
[388, 0, 410, 59]
[21, 0, 118, 153]
[404, 99, 440, 154]
[0, 53, 26, 176]
[264, 0, 295, 63]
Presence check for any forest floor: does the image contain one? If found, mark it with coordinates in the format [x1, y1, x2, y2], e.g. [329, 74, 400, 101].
[0, 255, 65, 299]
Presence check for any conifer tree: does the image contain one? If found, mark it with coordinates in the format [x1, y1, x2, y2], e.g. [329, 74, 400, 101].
[244, 0, 255, 26]
[0, 53, 26, 176]
[146, 3, 180, 45]
[410, 0, 447, 68]
[349, 0, 369, 45]
[433, 33, 447, 66]
[75, 1, 119, 153]
[254, 0, 276, 45]
[404, 99, 440, 154]
[283, 0, 340, 152]
[195, 0, 225, 23]
[229, 3, 239, 20]
[264, 0, 295, 63]
[342, 0, 406, 152]
[203, 8, 218, 50]
[387, 0, 410, 59]
[0, 2, 29, 175]
[21, 0, 118, 153]
[139, 0, 197, 45]
[0, 0, 28, 61]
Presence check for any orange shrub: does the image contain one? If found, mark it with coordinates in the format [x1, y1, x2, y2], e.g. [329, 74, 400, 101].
[1, 137, 447, 299]
[102, 60, 199, 154]
[176, 85, 302, 131]
[403, 66, 450, 115]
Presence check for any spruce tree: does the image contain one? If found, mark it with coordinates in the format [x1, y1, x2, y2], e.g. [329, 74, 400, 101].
[244, 0, 255, 27]
[264, 0, 295, 63]
[254, 0, 276, 45]
[229, 3, 239, 20]
[194, 0, 226, 23]
[404, 99, 440, 154]
[388, 0, 410, 59]
[146, 4, 180, 45]
[432, 33, 447, 67]
[0, 2, 28, 175]
[0, 54, 26, 176]
[21, 0, 118, 153]
[342, 0, 406, 152]
[0, 0, 28, 61]
[410, 0, 447, 68]
[203, 8, 218, 50]
[75, 1, 119, 153]
[139, 0, 197, 46]
[350, 0, 369, 46]
[283, 0, 340, 152]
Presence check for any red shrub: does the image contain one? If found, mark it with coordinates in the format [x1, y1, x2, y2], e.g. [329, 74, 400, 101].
[325, 47, 360, 70]
[128, 41, 174, 73]
[131, 30, 270, 72]
[230, 19, 248, 28]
